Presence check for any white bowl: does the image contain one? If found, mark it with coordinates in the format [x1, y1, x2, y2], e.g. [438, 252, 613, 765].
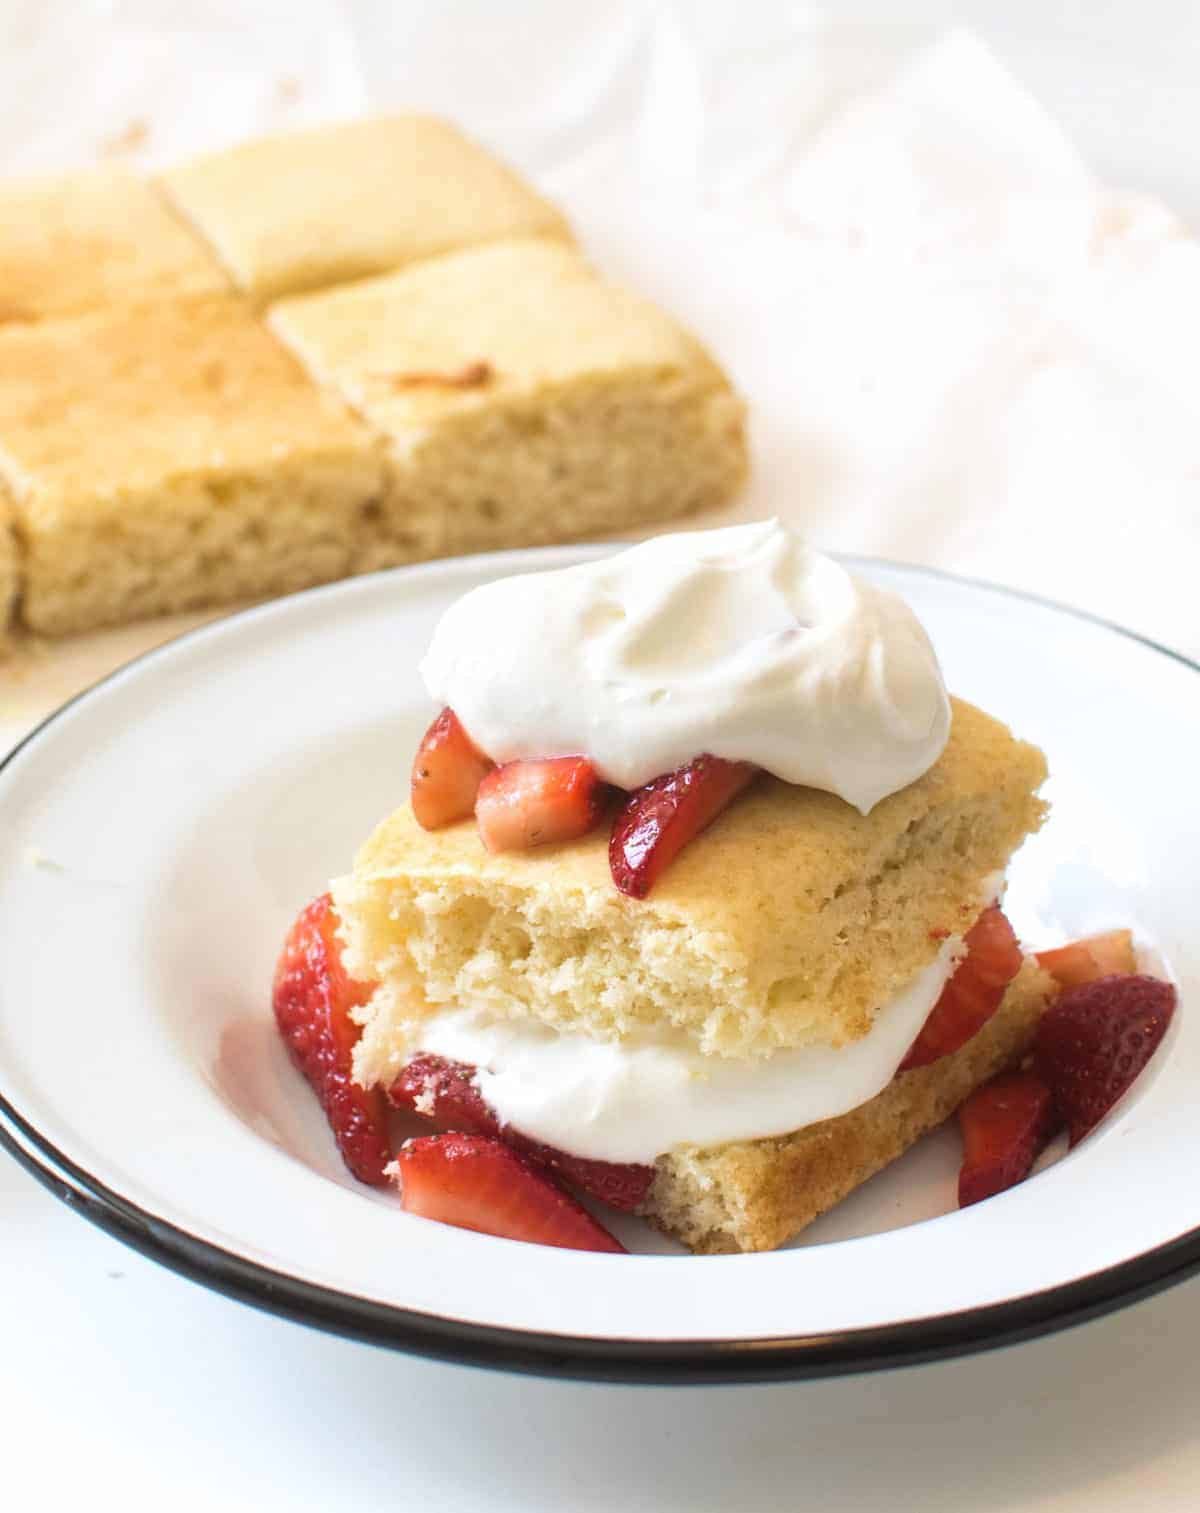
[0, 550, 1194, 1382]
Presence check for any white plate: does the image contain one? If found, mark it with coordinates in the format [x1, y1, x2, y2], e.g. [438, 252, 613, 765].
[0, 549, 1195, 1383]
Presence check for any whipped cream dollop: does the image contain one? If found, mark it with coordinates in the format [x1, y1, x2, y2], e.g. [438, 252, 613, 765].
[421, 520, 950, 811]
[414, 937, 965, 1163]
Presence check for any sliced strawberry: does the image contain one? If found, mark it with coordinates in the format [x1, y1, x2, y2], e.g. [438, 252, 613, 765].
[388, 1054, 654, 1211]
[411, 707, 493, 830]
[1036, 930, 1136, 990]
[391, 1054, 498, 1136]
[475, 756, 605, 853]
[957, 1070, 1061, 1207]
[898, 905, 1023, 1072]
[1034, 973, 1176, 1146]
[272, 893, 390, 1185]
[393, 1133, 626, 1252]
[609, 755, 758, 898]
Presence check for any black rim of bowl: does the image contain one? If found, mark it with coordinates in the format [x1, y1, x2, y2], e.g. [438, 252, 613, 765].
[1, 553, 1197, 1384]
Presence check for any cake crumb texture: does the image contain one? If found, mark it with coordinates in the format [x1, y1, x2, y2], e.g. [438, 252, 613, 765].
[0, 297, 394, 635]
[338, 698, 1047, 1078]
[0, 170, 229, 324]
[645, 958, 1055, 1254]
[272, 238, 748, 563]
[163, 115, 574, 302]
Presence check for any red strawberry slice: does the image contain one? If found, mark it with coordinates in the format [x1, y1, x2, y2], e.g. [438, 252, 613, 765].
[1034, 973, 1176, 1146]
[389, 1054, 654, 1211]
[393, 1133, 626, 1252]
[391, 1053, 497, 1135]
[1036, 929, 1136, 990]
[957, 1069, 1061, 1207]
[475, 756, 605, 853]
[411, 707, 493, 830]
[609, 755, 758, 898]
[272, 893, 391, 1185]
[898, 905, 1023, 1072]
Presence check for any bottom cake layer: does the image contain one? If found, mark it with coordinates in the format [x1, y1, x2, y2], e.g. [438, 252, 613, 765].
[644, 958, 1055, 1255]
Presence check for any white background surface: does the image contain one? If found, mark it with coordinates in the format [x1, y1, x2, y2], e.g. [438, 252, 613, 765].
[2, 2, 1200, 1509]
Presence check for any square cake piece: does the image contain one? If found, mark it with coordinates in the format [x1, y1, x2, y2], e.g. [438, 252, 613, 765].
[336, 698, 1047, 1081]
[271, 239, 748, 559]
[0, 170, 228, 324]
[162, 115, 573, 303]
[0, 297, 396, 635]
[334, 695, 1050, 1253]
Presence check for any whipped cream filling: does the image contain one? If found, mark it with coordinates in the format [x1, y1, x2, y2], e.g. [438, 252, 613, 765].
[420, 519, 951, 813]
[412, 937, 966, 1164]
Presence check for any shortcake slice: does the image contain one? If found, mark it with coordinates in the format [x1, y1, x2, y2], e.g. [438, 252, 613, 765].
[273, 523, 1177, 1253]
[335, 696, 1050, 1253]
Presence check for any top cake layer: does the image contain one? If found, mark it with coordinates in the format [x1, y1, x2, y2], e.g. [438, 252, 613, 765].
[163, 115, 573, 302]
[336, 698, 1047, 1079]
[0, 170, 228, 324]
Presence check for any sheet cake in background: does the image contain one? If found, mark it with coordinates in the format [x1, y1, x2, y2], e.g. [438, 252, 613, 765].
[0, 115, 747, 649]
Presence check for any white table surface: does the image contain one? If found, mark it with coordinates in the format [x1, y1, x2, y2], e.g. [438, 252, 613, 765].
[4, 4, 1200, 1508]
[7, 1136, 1200, 1512]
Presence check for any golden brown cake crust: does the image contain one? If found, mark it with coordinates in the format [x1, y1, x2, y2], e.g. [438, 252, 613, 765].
[0, 170, 228, 324]
[0, 296, 391, 634]
[271, 239, 733, 427]
[163, 115, 574, 302]
[645, 958, 1055, 1254]
[338, 697, 1047, 1077]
